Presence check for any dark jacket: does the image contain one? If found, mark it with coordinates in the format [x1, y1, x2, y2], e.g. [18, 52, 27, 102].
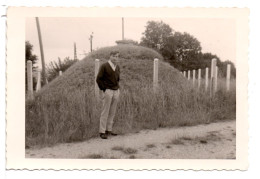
[96, 62, 120, 92]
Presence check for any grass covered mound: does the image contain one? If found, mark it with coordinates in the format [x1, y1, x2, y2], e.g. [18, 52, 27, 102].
[26, 45, 236, 147]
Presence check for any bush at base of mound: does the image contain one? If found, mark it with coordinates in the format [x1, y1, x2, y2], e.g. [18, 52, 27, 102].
[25, 44, 236, 147]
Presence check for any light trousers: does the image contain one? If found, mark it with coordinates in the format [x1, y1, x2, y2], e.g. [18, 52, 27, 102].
[99, 89, 120, 133]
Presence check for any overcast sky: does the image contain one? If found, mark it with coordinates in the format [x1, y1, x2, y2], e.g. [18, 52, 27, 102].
[26, 17, 236, 67]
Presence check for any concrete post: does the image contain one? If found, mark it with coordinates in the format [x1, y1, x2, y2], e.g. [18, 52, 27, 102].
[188, 70, 190, 80]
[27, 60, 33, 100]
[210, 58, 217, 96]
[226, 64, 231, 91]
[153, 58, 159, 92]
[205, 67, 209, 91]
[214, 66, 218, 92]
[183, 71, 186, 78]
[198, 69, 201, 89]
[95, 59, 100, 98]
[36, 69, 41, 92]
[59, 71, 62, 76]
[192, 69, 196, 86]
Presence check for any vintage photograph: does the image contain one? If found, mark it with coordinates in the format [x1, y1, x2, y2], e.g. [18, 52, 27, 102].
[6, 7, 248, 170]
[25, 17, 236, 159]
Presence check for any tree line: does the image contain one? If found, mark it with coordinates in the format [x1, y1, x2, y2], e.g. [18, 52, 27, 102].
[139, 20, 236, 78]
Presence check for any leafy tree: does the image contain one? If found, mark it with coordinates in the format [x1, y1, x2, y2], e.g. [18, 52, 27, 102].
[171, 32, 202, 61]
[160, 32, 202, 72]
[46, 57, 78, 82]
[140, 21, 173, 50]
[25, 41, 38, 91]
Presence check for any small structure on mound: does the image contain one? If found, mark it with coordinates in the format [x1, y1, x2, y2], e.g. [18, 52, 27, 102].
[115, 39, 138, 45]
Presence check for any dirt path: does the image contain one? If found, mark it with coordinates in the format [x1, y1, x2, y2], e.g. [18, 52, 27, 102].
[26, 120, 236, 159]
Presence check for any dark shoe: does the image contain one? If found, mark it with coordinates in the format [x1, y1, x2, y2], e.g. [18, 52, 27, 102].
[105, 131, 117, 136]
[99, 133, 108, 139]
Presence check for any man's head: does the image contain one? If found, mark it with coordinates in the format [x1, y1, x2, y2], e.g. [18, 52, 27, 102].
[109, 50, 120, 65]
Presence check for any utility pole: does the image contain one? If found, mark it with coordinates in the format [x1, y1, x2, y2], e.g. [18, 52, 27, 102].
[122, 17, 124, 40]
[35, 17, 47, 85]
[89, 32, 94, 52]
[74, 42, 77, 60]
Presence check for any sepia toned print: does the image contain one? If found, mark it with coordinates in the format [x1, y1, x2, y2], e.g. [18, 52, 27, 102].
[6, 7, 248, 170]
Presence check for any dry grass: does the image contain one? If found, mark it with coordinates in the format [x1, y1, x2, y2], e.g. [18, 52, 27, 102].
[25, 44, 236, 147]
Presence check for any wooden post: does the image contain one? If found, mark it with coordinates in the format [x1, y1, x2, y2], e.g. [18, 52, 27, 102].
[198, 69, 201, 89]
[153, 58, 159, 92]
[95, 59, 100, 98]
[192, 69, 196, 86]
[210, 58, 217, 96]
[205, 67, 209, 91]
[59, 71, 62, 76]
[35, 17, 47, 85]
[226, 64, 231, 91]
[188, 70, 190, 80]
[27, 60, 33, 100]
[122, 17, 124, 40]
[214, 66, 218, 92]
[36, 69, 41, 92]
[183, 71, 186, 78]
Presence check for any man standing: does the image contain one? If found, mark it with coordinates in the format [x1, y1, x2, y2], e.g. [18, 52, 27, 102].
[96, 51, 120, 139]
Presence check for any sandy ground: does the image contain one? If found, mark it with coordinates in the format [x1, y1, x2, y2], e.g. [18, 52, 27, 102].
[26, 120, 236, 159]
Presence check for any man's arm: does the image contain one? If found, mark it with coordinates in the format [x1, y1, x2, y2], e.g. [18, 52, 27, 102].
[96, 64, 106, 91]
[118, 66, 120, 82]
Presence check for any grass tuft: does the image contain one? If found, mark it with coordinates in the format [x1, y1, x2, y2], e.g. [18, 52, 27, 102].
[123, 147, 138, 155]
[129, 155, 136, 159]
[171, 139, 185, 145]
[146, 144, 156, 148]
[80, 154, 103, 159]
[111, 146, 124, 151]
[180, 137, 192, 141]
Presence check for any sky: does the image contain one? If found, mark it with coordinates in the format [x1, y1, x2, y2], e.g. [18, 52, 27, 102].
[26, 17, 236, 68]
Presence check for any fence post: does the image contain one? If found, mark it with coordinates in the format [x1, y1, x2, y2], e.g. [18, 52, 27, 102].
[153, 58, 159, 92]
[27, 60, 33, 100]
[198, 69, 201, 89]
[59, 71, 62, 76]
[205, 67, 209, 91]
[183, 71, 186, 78]
[210, 58, 217, 96]
[214, 66, 218, 92]
[226, 64, 231, 91]
[36, 69, 41, 92]
[188, 70, 190, 80]
[95, 59, 100, 98]
[192, 70, 196, 86]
